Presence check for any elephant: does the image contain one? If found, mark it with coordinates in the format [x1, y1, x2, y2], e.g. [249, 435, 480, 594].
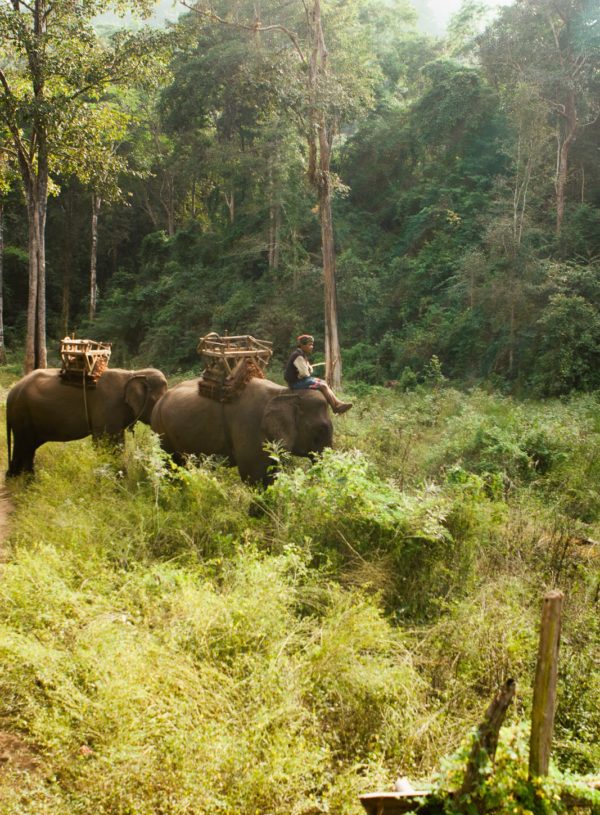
[6, 367, 168, 476]
[150, 377, 333, 486]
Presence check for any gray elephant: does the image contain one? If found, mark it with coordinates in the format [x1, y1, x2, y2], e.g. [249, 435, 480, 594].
[150, 377, 333, 486]
[6, 367, 168, 476]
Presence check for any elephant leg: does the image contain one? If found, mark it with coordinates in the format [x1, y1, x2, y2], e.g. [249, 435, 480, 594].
[171, 451, 186, 468]
[237, 451, 274, 488]
[7, 438, 38, 477]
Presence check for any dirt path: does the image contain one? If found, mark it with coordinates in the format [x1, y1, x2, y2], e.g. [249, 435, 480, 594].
[0, 479, 41, 774]
[0, 480, 12, 563]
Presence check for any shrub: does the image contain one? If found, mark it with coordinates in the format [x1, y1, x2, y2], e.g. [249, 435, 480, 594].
[263, 448, 483, 619]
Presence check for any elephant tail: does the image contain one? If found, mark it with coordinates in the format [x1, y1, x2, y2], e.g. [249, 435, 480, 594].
[6, 410, 12, 474]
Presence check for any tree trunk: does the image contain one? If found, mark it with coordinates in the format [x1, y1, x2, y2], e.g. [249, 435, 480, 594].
[141, 187, 160, 230]
[0, 202, 6, 365]
[89, 192, 102, 321]
[60, 190, 74, 337]
[222, 189, 235, 224]
[24, 195, 39, 374]
[320, 172, 341, 388]
[5, 0, 50, 373]
[23, 173, 48, 372]
[308, 0, 342, 389]
[161, 173, 175, 237]
[459, 679, 516, 806]
[508, 297, 515, 375]
[268, 157, 281, 271]
[555, 90, 577, 235]
[35, 181, 48, 370]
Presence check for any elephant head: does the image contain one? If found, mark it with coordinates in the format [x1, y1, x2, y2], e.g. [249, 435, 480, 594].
[261, 391, 332, 456]
[124, 369, 168, 425]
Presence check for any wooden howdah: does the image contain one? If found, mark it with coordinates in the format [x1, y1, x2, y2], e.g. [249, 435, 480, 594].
[59, 337, 112, 385]
[197, 333, 273, 401]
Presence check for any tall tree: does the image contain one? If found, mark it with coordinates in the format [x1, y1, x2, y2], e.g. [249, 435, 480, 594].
[0, 168, 6, 364]
[183, 0, 377, 387]
[60, 101, 132, 321]
[0, 0, 170, 372]
[0, 132, 16, 365]
[479, 0, 600, 234]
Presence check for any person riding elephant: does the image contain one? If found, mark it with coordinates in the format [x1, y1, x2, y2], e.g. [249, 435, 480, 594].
[284, 334, 353, 414]
[6, 367, 168, 476]
[150, 375, 333, 486]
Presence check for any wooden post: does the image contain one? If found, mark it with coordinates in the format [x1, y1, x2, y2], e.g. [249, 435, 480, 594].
[459, 679, 516, 798]
[529, 590, 563, 779]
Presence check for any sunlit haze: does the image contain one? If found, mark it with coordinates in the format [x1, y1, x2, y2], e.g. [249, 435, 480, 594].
[123, 0, 514, 34]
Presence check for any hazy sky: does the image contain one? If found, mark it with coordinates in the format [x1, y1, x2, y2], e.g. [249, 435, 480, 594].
[428, 0, 511, 29]
[127, 0, 513, 34]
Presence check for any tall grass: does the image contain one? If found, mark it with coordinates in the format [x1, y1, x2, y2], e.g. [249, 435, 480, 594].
[0, 377, 598, 813]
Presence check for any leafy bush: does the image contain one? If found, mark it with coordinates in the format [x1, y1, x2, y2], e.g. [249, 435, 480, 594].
[435, 722, 600, 815]
[532, 293, 600, 396]
[263, 448, 484, 619]
[0, 386, 599, 813]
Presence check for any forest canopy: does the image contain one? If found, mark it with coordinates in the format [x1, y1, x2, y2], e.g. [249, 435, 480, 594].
[1, 0, 599, 394]
[1, 4, 600, 813]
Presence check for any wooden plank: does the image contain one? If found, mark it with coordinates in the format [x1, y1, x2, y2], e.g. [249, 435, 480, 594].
[359, 792, 431, 815]
[205, 349, 271, 357]
[529, 590, 563, 779]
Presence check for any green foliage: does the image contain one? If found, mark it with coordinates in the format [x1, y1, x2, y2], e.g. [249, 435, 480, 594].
[0, 0, 598, 392]
[0, 385, 599, 811]
[435, 722, 600, 815]
[264, 447, 487, 619]
[527, 263, 600, 395]
[0, 435, 431, 814]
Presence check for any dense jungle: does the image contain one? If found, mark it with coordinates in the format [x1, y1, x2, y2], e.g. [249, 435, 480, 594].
[0, 0, 599, 813]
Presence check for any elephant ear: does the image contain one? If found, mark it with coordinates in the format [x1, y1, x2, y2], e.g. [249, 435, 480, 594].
[124, 375, 149, 420]
[261, 394, 299, 450]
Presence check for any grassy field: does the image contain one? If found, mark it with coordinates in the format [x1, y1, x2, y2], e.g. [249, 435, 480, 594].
[0, 365, 598, 814]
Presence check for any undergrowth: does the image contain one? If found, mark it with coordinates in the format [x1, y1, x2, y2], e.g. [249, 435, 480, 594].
[0, 380, 598, 813]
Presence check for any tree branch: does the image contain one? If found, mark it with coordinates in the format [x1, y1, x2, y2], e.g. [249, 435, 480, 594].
[180, 1, 307, 64]
[0, 67, 33, 169]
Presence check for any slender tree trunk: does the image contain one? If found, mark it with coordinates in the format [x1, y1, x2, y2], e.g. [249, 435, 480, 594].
[62, 274, 70, 338]
[307, 0, 342, 389]
[268, 156, 281, 271]
[508, 297, 515, 375]
[0, 202, 6, 364]
[161, 174, 175, 237]
[273, 204, 280, 270]
[555, 90, 577, 235]
[24, 194, 39, 373]
[90, 192, 102, 321]
[222, 189, 235, 224]
[61, 190, 74, 337]
[23, 173, 48, 372]
[512, 134, 532, 248]
[5, 0, 49, 373]
[141, 187, 160, 230]
[35, 180, 48, 369]
[320, 166, 341, 388]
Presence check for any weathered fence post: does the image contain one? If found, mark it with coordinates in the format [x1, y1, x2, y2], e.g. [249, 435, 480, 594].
[459, 679, 517, 800]
[528, 590, 563, 779]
